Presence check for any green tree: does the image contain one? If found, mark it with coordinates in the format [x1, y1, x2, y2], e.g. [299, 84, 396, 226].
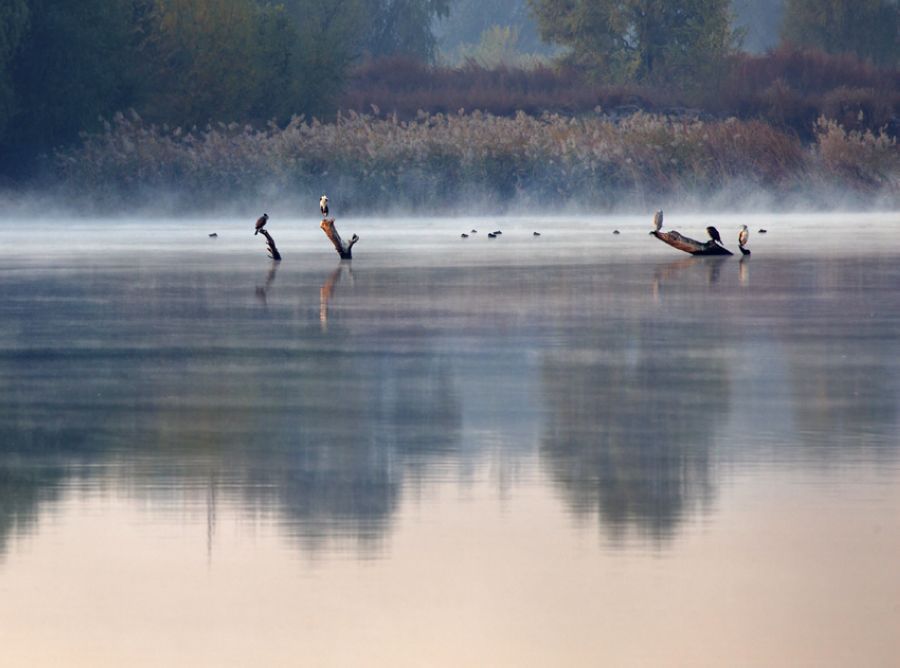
[0, 0, 29, 139]
[8, 0, 136, 151]
[434, 0, 550, 56]
[454, 25, 552, 67]
[781, 0, 899, 67]
[363, 0, 451, 60]
[528, 0, 740, 85]
[282, 0, 450, 63]
[137, 0, 346, 125]
[141, 0, 270, 124]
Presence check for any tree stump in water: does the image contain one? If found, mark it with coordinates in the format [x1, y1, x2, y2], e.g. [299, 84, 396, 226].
[321, 218, 358, 259]
[651, 230, 733, 256]
[259, 229, 282, 261]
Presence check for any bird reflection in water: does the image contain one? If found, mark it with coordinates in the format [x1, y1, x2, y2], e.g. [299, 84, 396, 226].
[319, 263, 354, 331]
[739, 255, 750, 286]
[651, 256, 727, 301]
[254, 261, 280, 305]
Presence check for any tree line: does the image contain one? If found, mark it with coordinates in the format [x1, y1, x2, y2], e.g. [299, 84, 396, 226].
[0, 0, 450, 172]
[0, 0, 896, 177]
[527, 0, 897, 86]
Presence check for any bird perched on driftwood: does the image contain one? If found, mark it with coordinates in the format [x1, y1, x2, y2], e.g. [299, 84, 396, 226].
[706, 226, 722, 244]
[651, 209, 663, 234]
[254, 213, 269, 235]
[320, 195, 329, 217]
[738, 225, 750, 255]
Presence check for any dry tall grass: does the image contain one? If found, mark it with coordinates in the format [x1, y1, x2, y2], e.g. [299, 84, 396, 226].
[55, 109, 896, 211]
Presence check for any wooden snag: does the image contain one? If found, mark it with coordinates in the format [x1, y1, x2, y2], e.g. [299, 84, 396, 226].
[320, 218, 359, 259]
[259, 228, 282, 260]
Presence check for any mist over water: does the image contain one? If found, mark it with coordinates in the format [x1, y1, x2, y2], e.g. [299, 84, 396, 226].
[1, 212, 899, 665]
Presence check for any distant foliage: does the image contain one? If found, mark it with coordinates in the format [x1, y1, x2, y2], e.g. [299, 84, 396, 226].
[340, 57, 673, 117]
[139, 0, 332, 126]
[782, 0, 899, 67]
[721, 48, 900, 138]
[0, 0, 28, 137]
[54, 109, 896, 213]
[731, 0, 785, 52]
[434, 0, 552, 63]
[0, 0, 450, 173]
[814, 117, 900, 190]
[450, 26, 553, 68]
[9, 0, 136, 150]
[341, 50, 900, 141]
[528, 0, 740, 87]
[281, 0, 450, 62]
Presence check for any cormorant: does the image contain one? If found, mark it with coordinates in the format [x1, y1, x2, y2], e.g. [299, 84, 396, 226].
[254, 213, 269, 235]
[652, 210, 663, 234]
[738, 224, 749, 249]
[320, 195, 329, 217]
[707, 226, 722, 244]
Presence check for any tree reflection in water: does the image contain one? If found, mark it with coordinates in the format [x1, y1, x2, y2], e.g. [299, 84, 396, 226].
[540, 320, 728, 545]
[0, 264, 463, 559]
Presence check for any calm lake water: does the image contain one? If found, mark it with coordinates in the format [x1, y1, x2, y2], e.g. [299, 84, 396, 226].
[1, 212, 899, 666]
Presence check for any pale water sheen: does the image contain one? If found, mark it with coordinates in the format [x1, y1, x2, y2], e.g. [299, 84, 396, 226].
[1, 213, 899, 666]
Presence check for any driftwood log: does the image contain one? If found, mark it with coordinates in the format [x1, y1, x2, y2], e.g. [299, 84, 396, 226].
[320, 218, 358, 259]
[651, 230, 733, 256]
[258, 228, 282, 261]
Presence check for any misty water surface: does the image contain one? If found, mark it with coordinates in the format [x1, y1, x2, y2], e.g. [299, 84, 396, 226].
[0, 213, 898, 666]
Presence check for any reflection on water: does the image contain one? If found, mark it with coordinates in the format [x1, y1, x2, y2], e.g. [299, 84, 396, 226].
[1, 216, 899, 665]
[254, 260, 279, 305]
[540, 318, 724, 543]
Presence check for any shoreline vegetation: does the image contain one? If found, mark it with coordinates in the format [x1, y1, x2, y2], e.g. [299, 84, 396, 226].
[3, 2, 898, 216]
[52, 109, 898, 214]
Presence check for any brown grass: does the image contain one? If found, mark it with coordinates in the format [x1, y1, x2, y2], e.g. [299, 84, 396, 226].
[52, 108, 899, 212]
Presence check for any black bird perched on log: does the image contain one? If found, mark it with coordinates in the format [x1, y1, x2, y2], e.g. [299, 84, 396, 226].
[320, 195, 329, 217]
[651, 209, 663, 234]
[706, 226, 722, 244]
[254, 213, 269, 235]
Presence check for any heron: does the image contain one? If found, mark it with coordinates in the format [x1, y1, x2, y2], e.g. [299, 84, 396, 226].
[738, 224, 749, 248]
[320, 195, 329, 217]
[254, 213, 269, 235]
[707, 226, 722, 244]
[651, 210, 663, 234]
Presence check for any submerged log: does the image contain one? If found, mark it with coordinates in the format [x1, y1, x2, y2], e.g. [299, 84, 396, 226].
[651, 230, 733, 256]
[259, 229, 282, 260]
[320, 218, 359, 259]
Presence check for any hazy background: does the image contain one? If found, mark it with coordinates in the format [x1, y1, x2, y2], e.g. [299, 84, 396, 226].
[0, 0, 897, 214]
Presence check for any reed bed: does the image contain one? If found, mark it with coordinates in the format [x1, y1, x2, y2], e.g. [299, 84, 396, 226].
[55, 110, 898, 212]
